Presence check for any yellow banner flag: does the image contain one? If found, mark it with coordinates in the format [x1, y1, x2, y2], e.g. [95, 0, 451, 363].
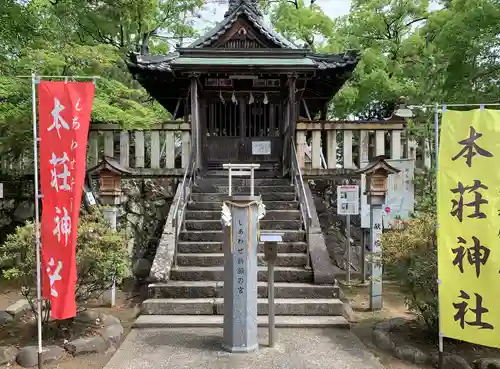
[438, 109, 500, 348]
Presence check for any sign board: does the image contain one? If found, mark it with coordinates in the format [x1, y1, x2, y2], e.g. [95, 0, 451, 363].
[361, 159, 415, 228]
[0, 183, 3, 199]
[337, 185, 360, 215]
[252, 141, 271, 155]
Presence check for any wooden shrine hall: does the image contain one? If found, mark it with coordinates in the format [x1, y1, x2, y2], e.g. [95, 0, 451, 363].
[127, 0, 360, 173]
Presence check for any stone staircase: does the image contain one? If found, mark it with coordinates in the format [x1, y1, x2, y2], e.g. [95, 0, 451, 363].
[135, 175, 349, 328]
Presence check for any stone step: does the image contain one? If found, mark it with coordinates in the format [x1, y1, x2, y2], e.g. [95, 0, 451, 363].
[149, 281, 338, 299]
[179, 230, 306, 242]
[133, 315, 350, 329]
[176, 253, 307, 267]
[186, 210, 301, 221]
[141, 298, 345, 316]
[170, 266, 313, 283]
[191, 192, 295, 202]
[185, 219, 303, 231]
[200, 178, 290, 186]
[177, 241, 307, 254]
[188, 201, 299, 211]
[192, 185, 294, 194]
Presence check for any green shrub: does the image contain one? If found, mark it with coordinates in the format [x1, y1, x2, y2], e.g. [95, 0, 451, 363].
[381, 213, 438, 332]
[0, 207, 130, 320]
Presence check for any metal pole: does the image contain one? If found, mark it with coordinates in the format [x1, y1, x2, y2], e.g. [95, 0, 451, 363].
[346, 214, 351, 286]
[268, 256, 275, 347]
[228, 167, 232, 196]
[434, 104, 439, 169]
[435, 104, 444, 369]
[31, 73, 44, 369]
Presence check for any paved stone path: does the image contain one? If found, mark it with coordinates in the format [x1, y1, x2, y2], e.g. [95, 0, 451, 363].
[104, 328, 385, 369]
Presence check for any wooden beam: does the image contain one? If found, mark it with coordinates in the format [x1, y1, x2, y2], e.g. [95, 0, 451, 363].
[296, 122, 405, 131]
[90, 123, 191, 131]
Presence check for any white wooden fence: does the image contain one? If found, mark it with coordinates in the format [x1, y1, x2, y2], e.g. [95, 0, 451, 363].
[87, 123, 191, 171]
[0, 120, 435, 175]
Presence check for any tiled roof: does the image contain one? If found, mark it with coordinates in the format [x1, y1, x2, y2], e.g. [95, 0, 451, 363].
[188, 4, 297, 49]
[225, 0, 262, 17]
[127, 52, 179, 72]
[307, 52, 361, 70]
[127, 50, 360, 73]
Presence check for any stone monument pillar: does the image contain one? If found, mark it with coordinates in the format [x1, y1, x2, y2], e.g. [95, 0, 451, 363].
[221, 195, 263, 353]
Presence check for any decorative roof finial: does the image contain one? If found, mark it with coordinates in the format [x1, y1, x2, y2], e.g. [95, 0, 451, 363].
[225, 0, 263, 18]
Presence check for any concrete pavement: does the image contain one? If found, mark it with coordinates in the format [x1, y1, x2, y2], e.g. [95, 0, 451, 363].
[104, 328, 384, 369]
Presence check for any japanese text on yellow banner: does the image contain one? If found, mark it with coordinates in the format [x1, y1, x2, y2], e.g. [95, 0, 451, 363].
[438, 109, 500, 348]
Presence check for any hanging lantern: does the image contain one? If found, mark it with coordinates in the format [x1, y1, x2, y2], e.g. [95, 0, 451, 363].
[231, 91, 238, 105]
[219, 90, 225, 104]
[263, 92, 269, 105]
[248, 92, 254, 105]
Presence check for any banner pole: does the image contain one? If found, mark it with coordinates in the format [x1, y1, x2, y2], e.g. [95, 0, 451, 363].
[31, 73, 44, 369]
[435, 103, 445, 369]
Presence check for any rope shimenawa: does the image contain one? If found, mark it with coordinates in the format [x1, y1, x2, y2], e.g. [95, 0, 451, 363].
[223, 200, 262, 254]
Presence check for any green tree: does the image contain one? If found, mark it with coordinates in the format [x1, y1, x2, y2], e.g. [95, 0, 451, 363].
[0, 0, 203, 162]
[328, 0, 430, 119]
[264, 0, 335, 51]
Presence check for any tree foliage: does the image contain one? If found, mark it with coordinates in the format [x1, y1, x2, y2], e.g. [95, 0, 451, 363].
[0, 0, 203, 160]
[266, 0, 500, 119]
[381, 213, 438, 332]
[0, 208, 130, 321]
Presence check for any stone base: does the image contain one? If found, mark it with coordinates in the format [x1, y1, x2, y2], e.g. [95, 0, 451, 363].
[221, 343, 259, 353]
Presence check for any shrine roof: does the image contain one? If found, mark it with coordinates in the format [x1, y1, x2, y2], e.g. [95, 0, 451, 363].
[188, 2, 296, 49]
[128, 50, 360, 73]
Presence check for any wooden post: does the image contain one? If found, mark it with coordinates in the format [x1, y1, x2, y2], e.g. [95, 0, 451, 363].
[190, 76, 201, 169]
[104, 131, 114, 158]
[165, 130, 175, 169]
[390, 130, 402, 160]
[134, 131, 145, 168]
[119, 132, 129, 167]
[311, 130, 321, 169]
[150, 131, 160, 168]
[88, 131, 99, 167]
[296, 130, 307, 169]
[288, 76, 297, 138]
[326, 130, 337, 169]
[358, 130, 369, 166]
[375, 131, 385, 156]
[343, 130, 353, 168]
[181, 130, 191, 169]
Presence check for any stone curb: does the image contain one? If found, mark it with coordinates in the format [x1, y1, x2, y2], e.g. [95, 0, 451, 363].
[1, 311, 124, 368]
[371, 318, 500, 369]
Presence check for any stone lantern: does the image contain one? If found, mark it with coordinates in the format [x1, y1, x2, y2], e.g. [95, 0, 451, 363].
[360, 156, 400, 206]
[87, 156, 131, 206]
[357, 155, 399, 311]
[87, 156, 131, 307]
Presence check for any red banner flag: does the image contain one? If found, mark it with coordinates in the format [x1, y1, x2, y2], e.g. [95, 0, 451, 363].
[38, 81, 95, 320]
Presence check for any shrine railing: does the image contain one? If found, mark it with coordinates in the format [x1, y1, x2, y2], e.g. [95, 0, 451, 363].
[172, 149, 197, 269]
[294, 120, 431, 171]
[290, 136, 312, 269]
[87, 122, 191, 174]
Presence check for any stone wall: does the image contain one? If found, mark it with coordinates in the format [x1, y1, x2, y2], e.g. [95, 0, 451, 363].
[91, 177, 178, 280]
[0, 174, 178, 282]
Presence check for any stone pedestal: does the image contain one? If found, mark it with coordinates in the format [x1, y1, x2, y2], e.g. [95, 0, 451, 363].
[221, 196, 261, 353]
